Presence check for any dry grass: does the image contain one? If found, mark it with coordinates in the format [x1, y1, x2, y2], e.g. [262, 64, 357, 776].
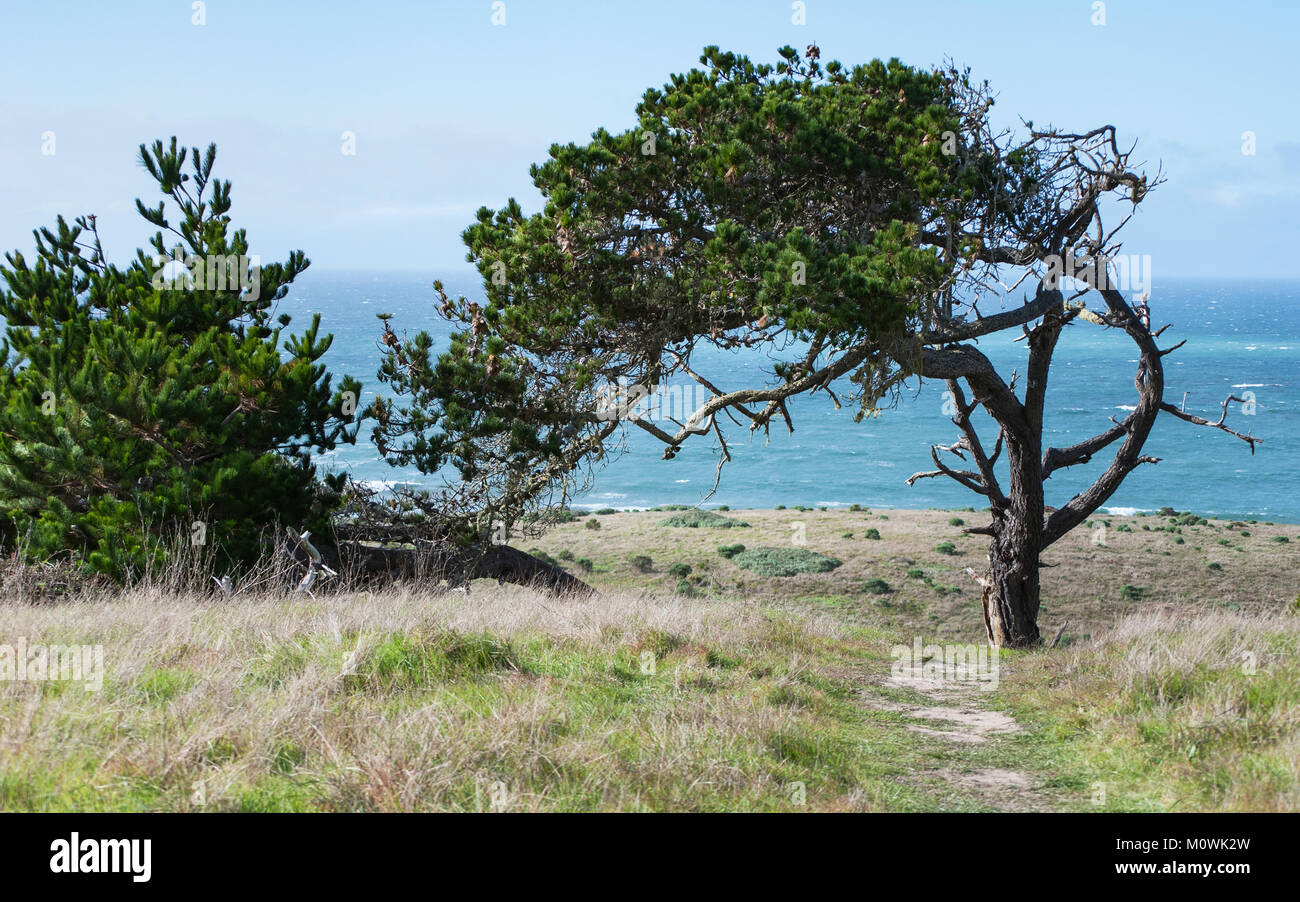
[1002, 609, 1300, 811]
[2, 505, 1296, 812]
[1, 582, 989, 811]
[530, 507, 1299, 642]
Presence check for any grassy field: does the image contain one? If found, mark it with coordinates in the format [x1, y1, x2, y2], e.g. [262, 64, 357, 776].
[1, 506, 1296, 811]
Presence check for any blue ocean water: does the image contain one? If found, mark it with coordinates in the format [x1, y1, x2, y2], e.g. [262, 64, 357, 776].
[286, 273, 1300, 523]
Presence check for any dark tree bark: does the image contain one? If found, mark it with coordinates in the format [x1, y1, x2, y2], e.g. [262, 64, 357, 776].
[317, 536, 596, 597]
[472, 544, 597, 596]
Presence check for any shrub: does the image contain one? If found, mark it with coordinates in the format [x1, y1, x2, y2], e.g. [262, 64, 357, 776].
[1273, 536, 1290, 544]
[558, 549, 575, 561]
[629, 554, 653, 573]
[667, 562, 692, 578]
[595, 507, 617, 515]
[906, 568, 925, 579]
[585, 518, 601, 530]
[731, 547, 842, 578]
[658, 510, 749, 528]
[576, 557, 594, 572]
[841, 532, 854, 539]
[717, 543, 746, 560]
[935, 542, 957, 555]
[863, 578, 891, 595]
[675, 579, 696, 596]
[863, 528, 882, 540]
[1207, 562, 1223, 571]
[948, 517, 965, 527]
[1120, 584, 1146, 601]
[0, 139, 360, 578]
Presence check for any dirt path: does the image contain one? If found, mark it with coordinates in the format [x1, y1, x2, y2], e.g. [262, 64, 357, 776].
[867, 671, 1056, 811]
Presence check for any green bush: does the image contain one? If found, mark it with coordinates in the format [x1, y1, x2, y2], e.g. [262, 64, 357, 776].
[629, 554, 653, 573]
[935, 542, 957, 555]
[576, 557, 594, 572]
[716, 543, 746, 560]
[667, 562, 692, 578]
[585, 518, 601, 530]
[0, 139, 360, 578]
[558, 549, 575, 561]
[906, 568, 924, 579]
[863, 528, 881, 540]
[595, 507, 617, 515]
[863, 578, 891, 595]
[658, 510, 749, 529]
[1120, 584, 1146, 601]
[948, 517, 964, 527]
[731, 547, 842, 578]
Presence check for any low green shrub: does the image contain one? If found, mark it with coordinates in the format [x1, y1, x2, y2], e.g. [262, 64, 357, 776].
[658, 510, 749, 529]
[731, 547, 842, 578]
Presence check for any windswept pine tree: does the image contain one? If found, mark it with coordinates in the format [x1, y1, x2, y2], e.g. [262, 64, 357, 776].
[0, 138, 360, 577]
[372, 46, 1257, 643]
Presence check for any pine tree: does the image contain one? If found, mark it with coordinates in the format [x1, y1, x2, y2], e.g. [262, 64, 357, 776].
[371, 46, 1257, 642]
[0, 138, 361, 578]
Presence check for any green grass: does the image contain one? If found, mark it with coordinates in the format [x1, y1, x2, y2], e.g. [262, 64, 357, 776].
[1002, 612, 1300, 811]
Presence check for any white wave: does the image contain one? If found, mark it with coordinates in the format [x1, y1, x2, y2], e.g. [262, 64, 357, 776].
[1103, 506, 1147, 516]
[358, 479, 420, 491]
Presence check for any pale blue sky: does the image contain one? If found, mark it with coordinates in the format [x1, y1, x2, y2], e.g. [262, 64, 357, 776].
[2, 0, 1296, 278]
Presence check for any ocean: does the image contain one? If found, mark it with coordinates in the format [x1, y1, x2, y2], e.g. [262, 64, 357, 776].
[285, 272, 1300, 524]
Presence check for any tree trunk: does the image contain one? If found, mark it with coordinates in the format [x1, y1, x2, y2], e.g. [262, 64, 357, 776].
[982, 517, 1042, 647]
[471, 544, 597, 596]
[982, 438, 1043, 648]
[318, 539, 597, 597]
